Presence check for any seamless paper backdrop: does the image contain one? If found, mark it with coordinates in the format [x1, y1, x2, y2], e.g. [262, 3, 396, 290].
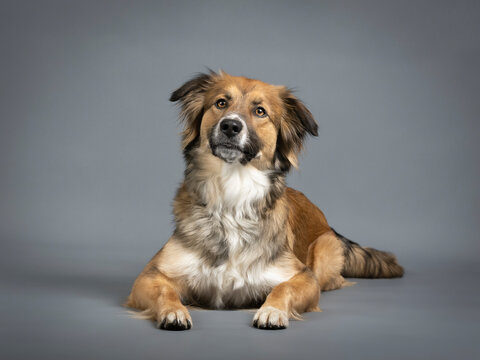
[0, 1, 479, 360]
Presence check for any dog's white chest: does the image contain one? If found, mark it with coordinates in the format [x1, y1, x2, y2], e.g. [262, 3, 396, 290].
[205, 162, 271, 250]
[160, 162, 294, 308]
[217, 163, 270, 211]
[183, 249, 291, 308]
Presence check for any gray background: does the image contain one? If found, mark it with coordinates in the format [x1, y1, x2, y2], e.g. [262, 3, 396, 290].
[1, 0, 479, 359]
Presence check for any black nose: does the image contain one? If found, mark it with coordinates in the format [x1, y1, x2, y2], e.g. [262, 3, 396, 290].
[220, 119, 243, 138]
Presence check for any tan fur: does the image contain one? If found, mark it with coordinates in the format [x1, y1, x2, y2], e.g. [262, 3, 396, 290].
[126, 72, 403, 330]
[342, 245, 404, 278]
[125, 262, 192, 329]
[306, 232, 349, 291]
[286, 188, 331, 263]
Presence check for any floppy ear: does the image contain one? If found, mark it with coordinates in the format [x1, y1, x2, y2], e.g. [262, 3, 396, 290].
[170, 71, 217, 148]
[276, 89, 318, 169]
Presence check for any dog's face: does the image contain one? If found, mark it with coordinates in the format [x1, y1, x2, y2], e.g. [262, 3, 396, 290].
[170, 71, 318, 171]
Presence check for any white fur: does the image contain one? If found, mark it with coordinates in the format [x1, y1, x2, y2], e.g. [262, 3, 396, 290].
[160, 241, 295, 308]
[161, 162, 294, 308]
[253, 306, 289, 328]
[219, 163, 270, 210]
[216, 163, 271, 252]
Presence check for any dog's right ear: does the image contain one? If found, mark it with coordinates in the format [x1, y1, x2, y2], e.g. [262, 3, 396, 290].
[170, 71, 217, 149]
[275, 88, 318, 170]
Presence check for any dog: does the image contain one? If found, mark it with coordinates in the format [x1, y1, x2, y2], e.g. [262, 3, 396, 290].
[125, 70, 404, 330]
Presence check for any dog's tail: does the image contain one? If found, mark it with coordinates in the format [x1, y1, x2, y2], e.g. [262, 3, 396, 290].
[332, 229, 404, 278]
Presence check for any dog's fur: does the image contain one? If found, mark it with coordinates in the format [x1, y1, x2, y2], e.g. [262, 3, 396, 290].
[126, 71, 404, 330]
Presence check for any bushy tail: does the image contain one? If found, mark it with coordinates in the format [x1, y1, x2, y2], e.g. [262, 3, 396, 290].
[332, 229, 404, 278]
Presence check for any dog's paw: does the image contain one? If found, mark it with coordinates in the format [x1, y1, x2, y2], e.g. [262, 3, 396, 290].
[252, 306, 288, 330]
[157, 308, 192, 331]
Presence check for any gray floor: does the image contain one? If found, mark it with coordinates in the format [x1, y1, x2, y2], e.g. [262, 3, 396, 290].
[1, 245, 478, 360]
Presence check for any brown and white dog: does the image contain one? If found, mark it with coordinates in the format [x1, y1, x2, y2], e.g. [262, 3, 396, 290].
[126, 71, 404, 330]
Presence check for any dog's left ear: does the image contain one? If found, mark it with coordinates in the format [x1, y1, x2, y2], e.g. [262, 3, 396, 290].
[277, 89, 318, 169]
[170, 71, 217, 148]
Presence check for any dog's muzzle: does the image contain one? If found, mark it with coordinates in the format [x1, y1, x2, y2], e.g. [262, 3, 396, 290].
[219, 118, 243, 138]
[209, 115, 259, 164]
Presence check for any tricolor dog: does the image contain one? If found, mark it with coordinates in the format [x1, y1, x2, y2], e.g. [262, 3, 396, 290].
[126, 71, 404, 330]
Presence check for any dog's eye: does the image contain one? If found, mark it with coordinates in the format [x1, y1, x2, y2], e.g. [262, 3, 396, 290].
[215, 99, 228, 109]
[255, 107, 267, 117]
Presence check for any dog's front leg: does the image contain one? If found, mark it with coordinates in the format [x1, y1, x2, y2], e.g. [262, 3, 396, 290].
[126, 268, 192, 331]
[253, 268, 320, 329]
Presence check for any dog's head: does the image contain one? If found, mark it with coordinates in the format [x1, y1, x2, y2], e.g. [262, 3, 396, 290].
[170, 71, 318, 172]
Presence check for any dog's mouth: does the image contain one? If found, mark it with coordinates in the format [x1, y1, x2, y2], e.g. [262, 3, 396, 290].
[215, 142, 242, 151]
[208, 120, 261, 164]
[211, 142, 247, 163]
